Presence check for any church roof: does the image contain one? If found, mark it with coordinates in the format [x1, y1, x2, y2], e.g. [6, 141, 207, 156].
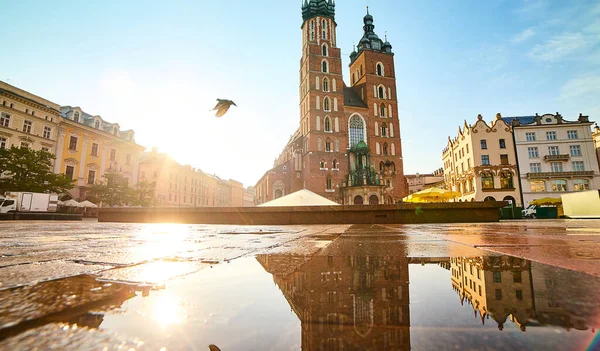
[343, 87, 368, 108]
[302, 0, 335, 22]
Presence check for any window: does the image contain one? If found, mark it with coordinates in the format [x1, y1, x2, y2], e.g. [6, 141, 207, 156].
[500, 171, 513, 189]
[526, 132, 536, 141]
[126, 154, 131, 165]
[551, 162, 563, 172]
[110, 149, 116, 161]
[332, 159, 338, 169]
[323, 97, 330, 111]
[91, 143, 99, 156]
[41, 147, 50, 153]
[322, 60, 328, 73]
[322, 78, 329, 92]
[349, 115, 365, 148]
[325, 139, 332, 152]
[515, 289, 523, 300]
[572, 161, 585, 172]
[481, 155, 490, 165]
[0, 113, 10, 127]
[567, 130, 578, 139]
[500, 154, 509, 165]
[551, 180, 568, 192]
[378, 86, 385, 99]
[530, 163, 542, 173]
[480, 140, 487, 149]
[88, 170, 96, 185]
[68, 136, 78, 151]
[113, 127, 118, 135]
[322, 44, 328, 56]
[548, 146, 559, 155]
[326, 177, 332, 190]
[482, 173, 494, 189]
[20, 142, 29, 149]
[320, 160, 326, 169]
[381, 123, 388, 137]
[65, 165, 75, 180]
[570, 145, 581, 156]
[574, 179, 589, 191]
[380, 104, 386, 117]
[530, 180, 545, 192]
[0, 137, 7, 149]
[94, 120, 100, 129]
[493, 272, 502, 283]
[321, 20, 326, 39]
[74, 112, 80, 122]
[513, 271, 522, 283]
[23, 120, 32, 133]
[499, 139, 506, 149]
[528, 147, 539, 158]
[324, 117, 331, 132]
[546, 131, 557, 140]
[383, 143, 389, 156]
[42, 126, 52, 139]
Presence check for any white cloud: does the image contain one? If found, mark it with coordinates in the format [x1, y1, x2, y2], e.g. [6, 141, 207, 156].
[512, 28, 536, 43]
[516, 0, 548, 15]
[560, 75, 600, 99]
[529, 32, 596, 62]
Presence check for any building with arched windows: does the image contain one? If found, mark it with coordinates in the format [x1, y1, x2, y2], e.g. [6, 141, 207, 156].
[255, 2, 407, 205]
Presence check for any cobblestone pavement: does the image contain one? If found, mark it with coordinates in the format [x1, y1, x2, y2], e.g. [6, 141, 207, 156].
[0, 219, 599, 350]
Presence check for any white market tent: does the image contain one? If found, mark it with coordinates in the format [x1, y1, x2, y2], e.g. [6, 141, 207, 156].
[258, 189, 340, 207]
[62, 199, 83, 207]
[79, 200, 98, 208]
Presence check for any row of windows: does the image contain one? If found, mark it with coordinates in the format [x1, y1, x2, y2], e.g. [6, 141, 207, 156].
[529, 161, 586, 173]
[0, 137, 51, 152]
[67, 135, 128, 164]
[317, 137, 340, 152]
[530, 179, 589, 192]
[375, 142, 396, 156]
[309, 18, 331, 41]
[374, 85, 393, 100]
[315, 96, 338, 112]
[481, 171, 514, 189]
[374, 103, 393, 118]
[525, 130, 579, 141]
[351, 63, 388, 85]
[480, 139, 506, 150]
[527, 145, 582, 158]
[480, 154, 510, 166]
[374, 121, 394, 138]
[1, 113, 54, 139]
[315, 76, 337, 92]
[319, 159, 339, 170]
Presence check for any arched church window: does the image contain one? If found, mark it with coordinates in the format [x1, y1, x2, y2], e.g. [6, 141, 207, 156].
[349, 115, 365, 148]
[326, 177, 332, 190]
[378, 86, 385, 99]
[322, 60, 328, 73]
[332, 159, 338, 169]
[323, 97, 330, 112]
[381, 123, 388, 137]
[324, 116, 332, 132]
[322, 44, 328, 56]
[383, 143, 389, 156]
[322, 77, 329, 92]
[380, 104, 386, 117]
[376, 63, 384, 76]
[325, 138, 332, 152]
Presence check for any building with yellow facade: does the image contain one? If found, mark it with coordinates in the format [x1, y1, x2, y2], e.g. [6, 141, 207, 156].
[593, 124, 600, 169]
[138, 149, 244, 207]
[0, 81, 60, 153]
[56, 106, 146, 200]
[443, 114, 522, 205]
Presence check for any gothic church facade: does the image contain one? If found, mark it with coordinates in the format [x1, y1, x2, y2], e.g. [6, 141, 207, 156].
[255, 1, 407, 205]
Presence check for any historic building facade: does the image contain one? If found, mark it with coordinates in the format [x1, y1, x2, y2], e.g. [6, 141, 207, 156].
[443, 114, 522, 205]
[255, 1, 407, 206]
[593, 124, 600, 168]
[0, 81, 61, 153]
[138, 149, 244, 207]
[506, 113, 600, 207]
[57, 106, 145, 200]
[405, 169, 444, 195]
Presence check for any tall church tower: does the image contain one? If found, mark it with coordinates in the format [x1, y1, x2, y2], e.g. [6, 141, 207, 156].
[298, 0, 348, 200]
[347, 9, 407, 201]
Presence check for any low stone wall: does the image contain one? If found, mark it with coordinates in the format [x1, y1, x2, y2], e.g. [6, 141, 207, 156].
[0, 212, 83, 221]
[98, 202, 507, 225]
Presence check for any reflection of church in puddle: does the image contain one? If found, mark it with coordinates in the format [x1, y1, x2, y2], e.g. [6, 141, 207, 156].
[451, 256, 600, 332]
[257, 236, 411, 350]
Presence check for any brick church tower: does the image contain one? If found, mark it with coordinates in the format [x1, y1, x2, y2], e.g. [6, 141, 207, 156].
[255, 1, 407, 205]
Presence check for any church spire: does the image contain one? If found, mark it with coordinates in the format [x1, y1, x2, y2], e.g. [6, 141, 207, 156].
[301, 0, 336, 23]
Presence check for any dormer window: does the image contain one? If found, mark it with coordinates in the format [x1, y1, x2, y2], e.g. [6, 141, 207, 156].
[95, 120, 100, 129]
[113, 127, 118, 135]
[74, 112, 80, 122]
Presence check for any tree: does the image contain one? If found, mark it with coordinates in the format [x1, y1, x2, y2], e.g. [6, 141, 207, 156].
[87, 172, 155, 207]
[132, 180, 156, 207]
[0, 146, 74, 194]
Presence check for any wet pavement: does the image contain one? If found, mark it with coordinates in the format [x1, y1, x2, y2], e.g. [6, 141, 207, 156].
[1, 219, 599, 350]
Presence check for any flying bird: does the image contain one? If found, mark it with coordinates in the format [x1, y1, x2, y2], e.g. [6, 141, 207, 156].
[208, 345, 221, 351]
[211, 99, 237, 117]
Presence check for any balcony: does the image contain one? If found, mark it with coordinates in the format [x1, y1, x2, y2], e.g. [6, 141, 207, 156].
[527, 171, 594, 179]
[543, 154, 570, 162]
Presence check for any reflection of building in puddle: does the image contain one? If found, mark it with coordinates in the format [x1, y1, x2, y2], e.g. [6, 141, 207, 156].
[451, 256, 600, 332]
[451, 256, 534, 331]
[258, 249, 410, 350]
[0, 275, 138, 341]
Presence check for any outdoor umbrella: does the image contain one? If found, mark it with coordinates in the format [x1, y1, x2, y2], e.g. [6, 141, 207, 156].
[62, 199, 83, 207]
[531, 197, 562, 206]
[79, 200, 98, 208]
[406, 187, 461, 203]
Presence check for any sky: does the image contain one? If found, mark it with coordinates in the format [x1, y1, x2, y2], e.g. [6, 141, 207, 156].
[1, 0, 599, 187]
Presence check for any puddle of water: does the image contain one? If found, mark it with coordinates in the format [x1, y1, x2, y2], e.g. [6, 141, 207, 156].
[1, 240, 600, 350]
